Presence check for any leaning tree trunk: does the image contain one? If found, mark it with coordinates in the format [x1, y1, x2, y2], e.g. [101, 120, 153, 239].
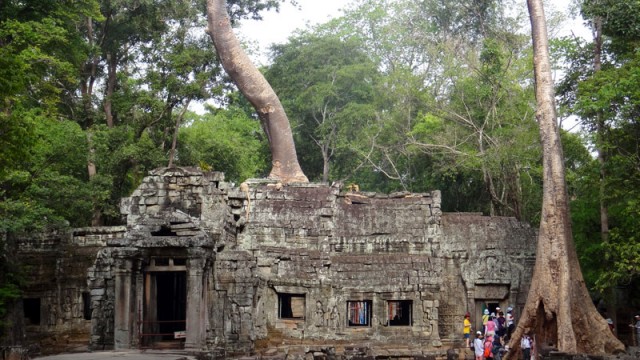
[504, 0, 625, 357]
[206, 0, 308, 183]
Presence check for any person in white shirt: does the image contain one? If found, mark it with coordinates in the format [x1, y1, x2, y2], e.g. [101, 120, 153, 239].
[506, 306, 515, 341]
[520, 333, 532, 360]
[474, 331, 485, 360]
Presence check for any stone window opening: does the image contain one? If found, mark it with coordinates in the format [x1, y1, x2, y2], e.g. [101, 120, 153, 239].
[82, 292, 92, 320]
[278, 293, 305, 319]
[347, 300, 372, 327]
[387, 300, 412, 326]
[151, 225, 177, 237]
[23, 298, 41, 325]
[147, 257, 187, 271]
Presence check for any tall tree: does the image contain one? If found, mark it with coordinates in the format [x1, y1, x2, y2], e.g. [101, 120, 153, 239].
[76, 0, 225, 224]
[266, 34, 380, 183]
[505, 0, 624, 356]
[556, 0, 640, 313]
[409, 36, 540, 221]
[206, 0, 308, 183]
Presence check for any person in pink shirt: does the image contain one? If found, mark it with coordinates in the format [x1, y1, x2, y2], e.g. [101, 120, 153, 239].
[485, 313, 496, 337]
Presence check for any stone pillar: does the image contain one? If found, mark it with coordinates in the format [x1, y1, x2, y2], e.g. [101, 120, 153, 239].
[185, 252, 206, 350]
[132, 266, 144, 348]
[114, 258, 133, 349]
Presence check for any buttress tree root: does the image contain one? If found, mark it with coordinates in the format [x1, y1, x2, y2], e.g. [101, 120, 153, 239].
[504, 1, 625, 357]
[206, 0, 308, 184]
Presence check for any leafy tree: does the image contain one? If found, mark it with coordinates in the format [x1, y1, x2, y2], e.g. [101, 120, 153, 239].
[0, 0, 99, 328]
[0, 0, 98, 176]
[177, 107, 270, 183]
[409, 36, 540, 221]
[265, 34, 381, 182]
[291, 0, 547, 223]
[556, 0, 640, 305]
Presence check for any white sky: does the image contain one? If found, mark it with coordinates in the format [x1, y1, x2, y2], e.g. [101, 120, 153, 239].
[238, 0, 345, 65]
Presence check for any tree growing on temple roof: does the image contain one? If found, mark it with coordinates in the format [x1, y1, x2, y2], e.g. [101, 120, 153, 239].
[205, 0, 308, 184]
[504, 0, 625, 357]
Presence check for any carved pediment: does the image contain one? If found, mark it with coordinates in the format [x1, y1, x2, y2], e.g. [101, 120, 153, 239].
[461, 249, 524, 290]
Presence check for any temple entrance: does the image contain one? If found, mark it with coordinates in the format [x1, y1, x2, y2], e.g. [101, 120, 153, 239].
[141, 258, 187, 348]
[474, 299, 504, 331]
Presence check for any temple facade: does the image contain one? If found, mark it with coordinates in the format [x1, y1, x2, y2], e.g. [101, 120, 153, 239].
[10, 167, 537, 358]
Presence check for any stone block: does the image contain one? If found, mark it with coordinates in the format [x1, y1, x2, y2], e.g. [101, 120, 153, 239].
[90, 288, 105, 296]
[144, 197, 158, 205]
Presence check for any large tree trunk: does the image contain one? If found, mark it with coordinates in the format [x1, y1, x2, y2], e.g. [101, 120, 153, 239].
[103, 52, 117, 128]
[592, 14, 618, 332]
[205, 0, 308, 183]
[504, 1, 625, 357]
[168, 102, 189, 168]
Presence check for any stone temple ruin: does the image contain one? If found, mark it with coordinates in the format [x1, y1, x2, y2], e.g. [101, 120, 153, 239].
[9, 167, 537, 358]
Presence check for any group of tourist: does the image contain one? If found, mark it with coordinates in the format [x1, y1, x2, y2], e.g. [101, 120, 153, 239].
[464, 307, 532, 360]
[464, 311, 640, 358]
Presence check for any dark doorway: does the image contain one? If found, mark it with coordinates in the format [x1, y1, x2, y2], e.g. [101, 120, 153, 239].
[487, 302, 501, 316]
[82, 292, 92, 320]
[23, 298, 41, 325]
[143, 271, 187, 347]
[156, 272, 186, 338]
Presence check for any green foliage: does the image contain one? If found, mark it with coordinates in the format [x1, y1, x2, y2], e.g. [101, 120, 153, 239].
[0, 0, 101, 105]
[596, 200, 640, 291]
[582, 0, 640, 43]
[226, 0, 287, 21]
[576, 53, 640, 125]
[0, 0, 100, 182]
[0, 117, 93, 233]
[0, 109, 37, 180]
[265, 33, 381, 182]
[407, 35, 541, 221]
[559, 0, 640, 293]
[176, 108, 270, 183]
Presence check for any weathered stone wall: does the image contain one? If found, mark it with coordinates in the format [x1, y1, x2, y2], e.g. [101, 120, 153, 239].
[11, 167, 537, 358]
[229, 183, 445, 350]
[11, 226, 125, 354]
[438, 214, 537, 339]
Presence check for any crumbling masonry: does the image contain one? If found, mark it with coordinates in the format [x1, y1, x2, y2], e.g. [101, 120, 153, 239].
[11, 167, 537, 358]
